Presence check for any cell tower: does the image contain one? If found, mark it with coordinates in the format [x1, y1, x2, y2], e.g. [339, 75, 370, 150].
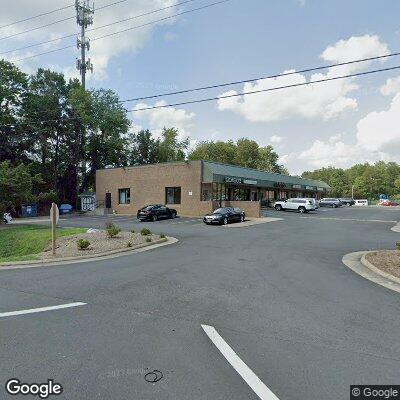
[75, 0, 94, 89]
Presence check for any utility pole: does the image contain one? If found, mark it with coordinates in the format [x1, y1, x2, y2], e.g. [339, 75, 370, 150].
[75, 0, 94, 89]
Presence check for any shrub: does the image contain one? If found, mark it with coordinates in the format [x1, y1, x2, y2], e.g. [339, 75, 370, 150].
[77, 239, 90, 250]
[141, 228, 151, 236]
[145, 237, 152, 243]
[160, 233, 166, 239]
[105, 222, 121, 238]
[127, 242, 133, 248]
[397, 242, 400, 251]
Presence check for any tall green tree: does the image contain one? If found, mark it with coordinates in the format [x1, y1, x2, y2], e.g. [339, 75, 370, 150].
[157, 127, 189, 162]
[188, 140, 237, 164]
[0, 60, 28, 163]
[129, 129, 160, 165]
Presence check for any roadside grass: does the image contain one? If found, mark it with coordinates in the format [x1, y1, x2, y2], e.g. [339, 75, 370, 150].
[0, 225, 86, 263]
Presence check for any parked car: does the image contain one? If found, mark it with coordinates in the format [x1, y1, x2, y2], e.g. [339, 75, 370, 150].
[339, 198, 355, 206]
[318, 198, 342, 208]
[380, 200, 400, 206]
[2, 213, 12, 224]
[203, 207, 245, 225]
[59, 204, 73, 214]
[137, 204, 177, 221]
[306, 198, 319, 209]
[354, 199, 368, 207]
[274, 198, 317, 213]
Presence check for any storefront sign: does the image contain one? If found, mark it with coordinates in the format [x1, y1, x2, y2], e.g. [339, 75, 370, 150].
[305, 185, 315, 191]
[292, 184, 302, 189]
[224, 177, 243, 184]
[317, 187, 325, 192]
[274, 182, 286, 188]
[243, 179, 257, 185]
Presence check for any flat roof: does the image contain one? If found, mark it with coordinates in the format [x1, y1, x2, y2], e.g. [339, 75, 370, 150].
[97, 160, 330, 189]
[202, 160, 330, 189]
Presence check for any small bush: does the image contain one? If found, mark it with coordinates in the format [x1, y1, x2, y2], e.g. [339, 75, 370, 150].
[145, 237, 152, 243]
[396, 242, 400, 251]
[105, 222, 121, 238]
[77, 239, 90, 250]
[127, 241, 133, 248]
[160, 233, 166, 239]
[141, 228, 151, 236]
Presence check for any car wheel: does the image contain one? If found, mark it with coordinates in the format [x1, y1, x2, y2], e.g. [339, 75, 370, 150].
[298, 206, 306, 213]
[333, 204, 338, 208]
[240, 215, 245, 222]
[275, 205, 282, 211]
[223, 217, 228, 225]
[346, 203, 351, 207]
[152, 214, 157, 222]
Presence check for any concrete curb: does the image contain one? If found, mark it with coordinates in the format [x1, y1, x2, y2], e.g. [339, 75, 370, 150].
[342, 251, 400, 294]
[360, 251, 400, 285]
[0, 237, 178, 271]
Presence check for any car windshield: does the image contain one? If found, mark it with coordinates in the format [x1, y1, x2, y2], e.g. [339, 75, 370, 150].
[143, 205, 155, 210]
[213, 208, 231, 214]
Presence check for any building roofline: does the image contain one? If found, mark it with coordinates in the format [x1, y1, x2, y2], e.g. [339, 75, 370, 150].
[201, 160, 330, 188]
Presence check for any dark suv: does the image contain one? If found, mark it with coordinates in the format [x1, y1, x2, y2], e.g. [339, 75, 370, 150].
[339, 198, 355, 206]
[319, 198, 342, 208]
[137, 205, 177, 222]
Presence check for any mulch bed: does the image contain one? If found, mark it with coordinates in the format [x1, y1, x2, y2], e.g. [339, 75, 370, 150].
[42, 230, 161, 259]
[365, 250, 400, 278]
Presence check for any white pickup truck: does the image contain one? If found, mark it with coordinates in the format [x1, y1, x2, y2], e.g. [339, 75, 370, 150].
[274, 198, 318, 213]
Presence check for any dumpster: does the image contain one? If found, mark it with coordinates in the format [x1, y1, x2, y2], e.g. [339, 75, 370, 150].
[21, 204, 38, 218]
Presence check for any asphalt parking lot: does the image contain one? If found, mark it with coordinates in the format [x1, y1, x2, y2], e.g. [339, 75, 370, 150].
[0, 207, 399, 399]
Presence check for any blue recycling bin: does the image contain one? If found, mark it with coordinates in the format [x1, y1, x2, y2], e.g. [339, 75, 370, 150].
[21, 204, 38, 218]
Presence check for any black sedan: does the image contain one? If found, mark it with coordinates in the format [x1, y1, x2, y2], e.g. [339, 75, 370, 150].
[203, 207, 245, 225]
[137, 205, 177, 222]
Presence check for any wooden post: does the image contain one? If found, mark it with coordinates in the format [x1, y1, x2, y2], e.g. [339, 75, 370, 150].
[51, 203, 56, 255]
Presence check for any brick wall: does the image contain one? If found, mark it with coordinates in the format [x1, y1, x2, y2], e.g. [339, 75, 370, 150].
[96, 161, 213, 217]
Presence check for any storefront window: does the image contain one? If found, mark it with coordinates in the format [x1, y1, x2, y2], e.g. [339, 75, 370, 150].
[118, 188, 131, 204]
[165, 187, 181, 204]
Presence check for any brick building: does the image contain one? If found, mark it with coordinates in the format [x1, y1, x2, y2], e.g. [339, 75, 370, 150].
[95, 160, 330, 217]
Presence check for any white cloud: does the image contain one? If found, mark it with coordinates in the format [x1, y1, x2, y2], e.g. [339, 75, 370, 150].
[1, 0, 183, 80]
[133, 100, 195, 139]
[356, 93, 400, 152]
[270, 135, 285, 143]
[293, 92, 400, 169]
[380, 75, 400, 96]
[217, 35, 389, 122]
[298, 136, 365, 168]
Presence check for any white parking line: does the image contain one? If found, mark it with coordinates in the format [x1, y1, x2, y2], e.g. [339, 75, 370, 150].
[201, 324, 280, 400]
[0, 302, 86, 318]
[301, 216, 396, 223]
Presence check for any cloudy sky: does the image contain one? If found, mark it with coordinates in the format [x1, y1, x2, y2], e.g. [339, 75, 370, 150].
[1, 0, 400, 174]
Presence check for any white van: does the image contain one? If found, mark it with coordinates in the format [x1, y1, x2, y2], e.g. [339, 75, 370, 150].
[354, 199, 368, 207]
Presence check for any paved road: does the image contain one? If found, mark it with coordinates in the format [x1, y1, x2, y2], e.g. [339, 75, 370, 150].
[0, 207, 399, 399]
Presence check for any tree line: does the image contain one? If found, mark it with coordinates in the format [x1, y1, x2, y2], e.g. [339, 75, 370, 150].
[302, 162, 400, 200]
[0, 60, 285, 215]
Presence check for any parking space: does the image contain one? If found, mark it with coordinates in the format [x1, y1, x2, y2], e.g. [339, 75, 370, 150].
[264, 205, 399, 223]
